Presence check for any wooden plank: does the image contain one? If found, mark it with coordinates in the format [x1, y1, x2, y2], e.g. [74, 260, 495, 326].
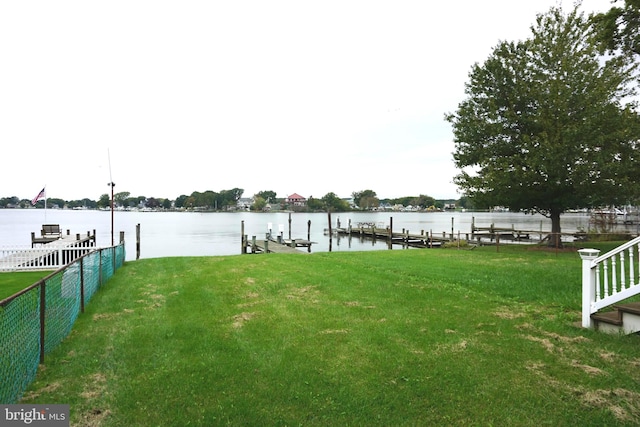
[331, 227, 447, 246]
[282, 239, 313, 247]
[246, 238, 305, 254]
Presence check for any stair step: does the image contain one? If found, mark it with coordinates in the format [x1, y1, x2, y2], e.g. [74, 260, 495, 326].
[591, 302, 640, 334]
[591, 310, 622, 326]
[617, 301, 640, 315]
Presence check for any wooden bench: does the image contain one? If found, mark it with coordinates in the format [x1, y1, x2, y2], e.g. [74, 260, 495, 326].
[42, 224, 62, 237]
[31, 224, 62, 247]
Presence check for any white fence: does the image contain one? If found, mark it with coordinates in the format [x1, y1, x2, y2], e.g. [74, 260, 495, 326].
[0, 245, 98, 271]
[580, 236, 640, 328]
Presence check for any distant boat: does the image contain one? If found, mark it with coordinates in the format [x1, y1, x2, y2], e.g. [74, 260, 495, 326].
[592, 207, 626, 215]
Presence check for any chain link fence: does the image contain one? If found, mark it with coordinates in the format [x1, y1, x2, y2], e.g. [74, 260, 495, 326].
[0, 244, 125, 403]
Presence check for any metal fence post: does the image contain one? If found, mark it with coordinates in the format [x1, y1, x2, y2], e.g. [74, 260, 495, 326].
[80, 257, 85, 313]
[39, 280, 46, 363]
[99, 248, 103, 287]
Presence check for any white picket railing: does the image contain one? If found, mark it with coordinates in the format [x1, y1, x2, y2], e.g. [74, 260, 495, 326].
[580, 236, 640, 328]
[0, 245, 98, 271]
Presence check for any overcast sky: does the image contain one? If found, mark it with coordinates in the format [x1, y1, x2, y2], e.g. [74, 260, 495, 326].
[0, 0, 612, 202]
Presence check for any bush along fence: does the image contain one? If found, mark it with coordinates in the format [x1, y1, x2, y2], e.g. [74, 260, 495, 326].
[0, 243, 125, 404]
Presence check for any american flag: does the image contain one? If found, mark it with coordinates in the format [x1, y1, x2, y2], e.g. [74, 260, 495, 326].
[31, 187, 45, 206]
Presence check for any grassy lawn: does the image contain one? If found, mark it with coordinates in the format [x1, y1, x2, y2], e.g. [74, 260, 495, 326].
[18, 245, 640, 426]
[0, 271, 53, 300]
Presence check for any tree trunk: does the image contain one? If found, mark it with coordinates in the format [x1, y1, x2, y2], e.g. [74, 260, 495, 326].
[549, 209, 562, 248]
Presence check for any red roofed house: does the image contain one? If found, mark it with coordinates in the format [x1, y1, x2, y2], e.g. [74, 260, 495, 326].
[285, 193, 307, 207]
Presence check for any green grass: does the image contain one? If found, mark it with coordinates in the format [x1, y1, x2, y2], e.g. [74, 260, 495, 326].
[0, 271, 53, 300]
[18, 245, 640, 426]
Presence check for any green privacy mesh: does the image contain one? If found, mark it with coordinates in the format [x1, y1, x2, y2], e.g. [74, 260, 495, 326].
[0, 244, 125, 403]
[0, 287, 40, 404]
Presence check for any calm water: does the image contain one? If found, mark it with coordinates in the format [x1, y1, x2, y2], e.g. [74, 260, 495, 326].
[0, 209, 596, 260]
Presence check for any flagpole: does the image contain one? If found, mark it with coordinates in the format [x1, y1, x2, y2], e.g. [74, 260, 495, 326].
[31, 187, 46, 220]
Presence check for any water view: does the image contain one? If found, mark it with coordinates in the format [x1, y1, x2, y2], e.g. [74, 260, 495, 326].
[0, 209, 609, 261]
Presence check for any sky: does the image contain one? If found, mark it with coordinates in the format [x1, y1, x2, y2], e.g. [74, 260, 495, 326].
[0, 0, 613, 202]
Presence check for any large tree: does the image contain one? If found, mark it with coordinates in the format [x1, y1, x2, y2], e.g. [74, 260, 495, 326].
[114, 191, 130, 207]
[591, 0, 639, 57]
[255, 190, 277, 203]
[446, 6, 640, 244]
[321, 192, 350, 212]
[97, 194, 111, 209]
[352, 189, 379, 210]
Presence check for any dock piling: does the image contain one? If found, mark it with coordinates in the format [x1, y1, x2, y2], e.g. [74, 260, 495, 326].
[136, 224, 140, 260]
[327, 211, 333, 252]
[241, 221, 245, 254]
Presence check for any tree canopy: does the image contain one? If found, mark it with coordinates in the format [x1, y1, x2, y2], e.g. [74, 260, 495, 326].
[306, 193, 350, 212]
[446, 5, 640, 243]
[178, 188, 244, 210]
[352, 190, 379, 210]
[255, 190, 277, 203]
[591, 0, 639, 57]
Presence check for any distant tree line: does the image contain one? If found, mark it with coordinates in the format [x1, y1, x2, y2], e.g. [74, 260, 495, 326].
[349, 190, 466, 211]
[0, 196, 101, 210]
[0, 188, 465, 212]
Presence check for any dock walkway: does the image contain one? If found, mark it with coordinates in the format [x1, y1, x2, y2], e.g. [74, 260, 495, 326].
[472, 224, 532, 240]
[244, 236, 311, 254]
[331, 226, 446, 248]
[0, 232, 96, 271]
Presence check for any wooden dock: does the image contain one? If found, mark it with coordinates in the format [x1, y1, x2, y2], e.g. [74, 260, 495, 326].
[330, 225, 447, 248]
[241, 218, 314, 254]
[470, 220, 592, 245]
[472, 225, 532, 240]
[243, 236, 311, 254]
[0, 231, 97, 271]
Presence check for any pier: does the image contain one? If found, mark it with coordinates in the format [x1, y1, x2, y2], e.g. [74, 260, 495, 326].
[327, 216, 462, 249]
[469, 217, 592, 244]
[241, 219, 313, 254]
[329, 223, 448, 248]
[244, 236, 311, 254]
[240, 213, 597, 255]
[242, 215, 468, 254]
[0, 226, 97, 271]
[471, 222, 533, 241]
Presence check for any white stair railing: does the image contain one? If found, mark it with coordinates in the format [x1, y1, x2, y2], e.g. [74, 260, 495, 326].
[580, 236, 640, 328]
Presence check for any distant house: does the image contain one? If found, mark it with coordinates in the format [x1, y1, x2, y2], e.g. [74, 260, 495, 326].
[237, 197, 253, 211]
[285, 193, 307, 207]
